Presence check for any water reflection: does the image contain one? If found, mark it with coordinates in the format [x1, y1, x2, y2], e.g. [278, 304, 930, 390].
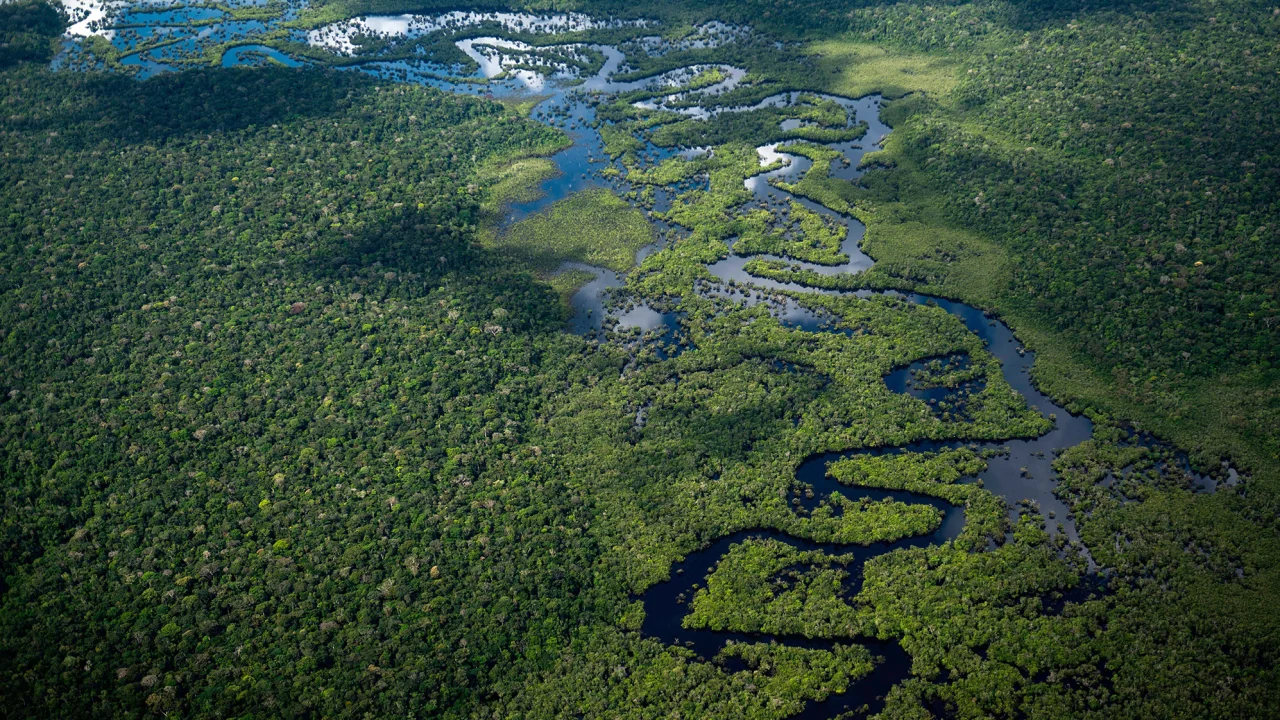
[49, 10, 1242, 716]
[306, 11, 650, 56]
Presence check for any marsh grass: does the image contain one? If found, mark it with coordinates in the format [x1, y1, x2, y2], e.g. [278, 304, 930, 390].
[491, 187, 654, 274]
[805, 40, 960, 99]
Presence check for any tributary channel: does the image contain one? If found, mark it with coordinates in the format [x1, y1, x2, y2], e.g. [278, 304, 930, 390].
[58, 9, 1233, 716]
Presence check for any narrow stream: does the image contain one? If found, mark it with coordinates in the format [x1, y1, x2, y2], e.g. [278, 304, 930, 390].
[55, 9, 1231, 717]
[434, 36, 1102, 717]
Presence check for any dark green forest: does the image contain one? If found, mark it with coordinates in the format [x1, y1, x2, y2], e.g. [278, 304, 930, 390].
[2, 1, 1278, 718]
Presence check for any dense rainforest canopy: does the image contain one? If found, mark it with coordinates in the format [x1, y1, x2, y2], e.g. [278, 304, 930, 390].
[1, 0, 1277, 719]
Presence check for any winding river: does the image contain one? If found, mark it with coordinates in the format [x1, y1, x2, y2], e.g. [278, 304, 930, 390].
[419, 33, 1101, 716]
[57, 8, 1234, 717]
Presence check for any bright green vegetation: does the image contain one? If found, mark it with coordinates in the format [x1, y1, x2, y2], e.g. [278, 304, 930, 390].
[829, 449, 1008, 550]
[770, 142, 858, 215]
[500, 632, 877, 719]
[769, 491, 942, 546]
[687, 66, 725, 89]
[545, 267, 599, 305]
[627, 142, 774, 193]
[598, 122, 645, 158]
[686, 538, 864, 637]
[732, 202, 848, 266]
[687, 435, 1280, 719]
[649, 98, 867, 148]
[821, 3, 1280, 480]
[392, 0, 1280, 482]
[3, 0, 1280, 718]
[11, 12, 1043, 717]
[476, 156, 563, 213]
[487, 188, 654, 274]
[743, 258, 914, 293]
[802, 40, 959, 99]
[878, 423, 1280, 719]
[559, 0, 1280, 483]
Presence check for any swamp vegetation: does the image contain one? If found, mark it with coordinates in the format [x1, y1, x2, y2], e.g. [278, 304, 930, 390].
[1, 0, 1278, 718]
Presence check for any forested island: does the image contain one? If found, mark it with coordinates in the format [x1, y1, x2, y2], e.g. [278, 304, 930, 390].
[1, 0, 1277, 718]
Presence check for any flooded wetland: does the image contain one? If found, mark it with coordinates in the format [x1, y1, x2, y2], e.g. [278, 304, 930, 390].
[19, 1, 1260, 717]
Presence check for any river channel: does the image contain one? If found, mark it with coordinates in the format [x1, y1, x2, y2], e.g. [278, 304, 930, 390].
[55, 7, 1232, 717]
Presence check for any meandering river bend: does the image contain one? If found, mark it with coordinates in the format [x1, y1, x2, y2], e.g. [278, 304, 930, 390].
[54, 8, 1234, 716]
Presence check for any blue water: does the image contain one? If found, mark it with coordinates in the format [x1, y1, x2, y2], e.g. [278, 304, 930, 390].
[51, 9, 1237, 716]
[117, 7, 226, 25]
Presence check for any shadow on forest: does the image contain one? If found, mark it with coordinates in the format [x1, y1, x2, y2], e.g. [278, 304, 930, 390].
[0, 66, 578, 601]
[20, 65, 579, 331]
[304, 199, 576, 333]
[14, 65, 363, 149]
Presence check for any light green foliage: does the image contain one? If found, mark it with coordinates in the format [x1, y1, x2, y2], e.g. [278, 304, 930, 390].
[545, 267, 599, 306]
[771, 141, 857, 215]
[742, 258, 914, 293]
[855, 515, 1081, 683]
[687, 65, 727, 90]
[829, 450, 1006, 551]
[770, 491, 940, 546]
[686, 538, 863, 637]
[5, 1, 1280, 718]
[493, 625, 875, 719]
[649, 99, 867, 148]
[489, 188, 654, 273]
[803, 40, 959, 99]
[837, 1, 1280, 475]
[477, 156, 564, 214]
[733, 202, 848, 266]
[716, 640, 875, 709]
[599, 122, 645, 158]
[623, 153, 705, 186]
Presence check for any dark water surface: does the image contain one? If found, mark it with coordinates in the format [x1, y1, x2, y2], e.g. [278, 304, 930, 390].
[51, 10, 1224, 716]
